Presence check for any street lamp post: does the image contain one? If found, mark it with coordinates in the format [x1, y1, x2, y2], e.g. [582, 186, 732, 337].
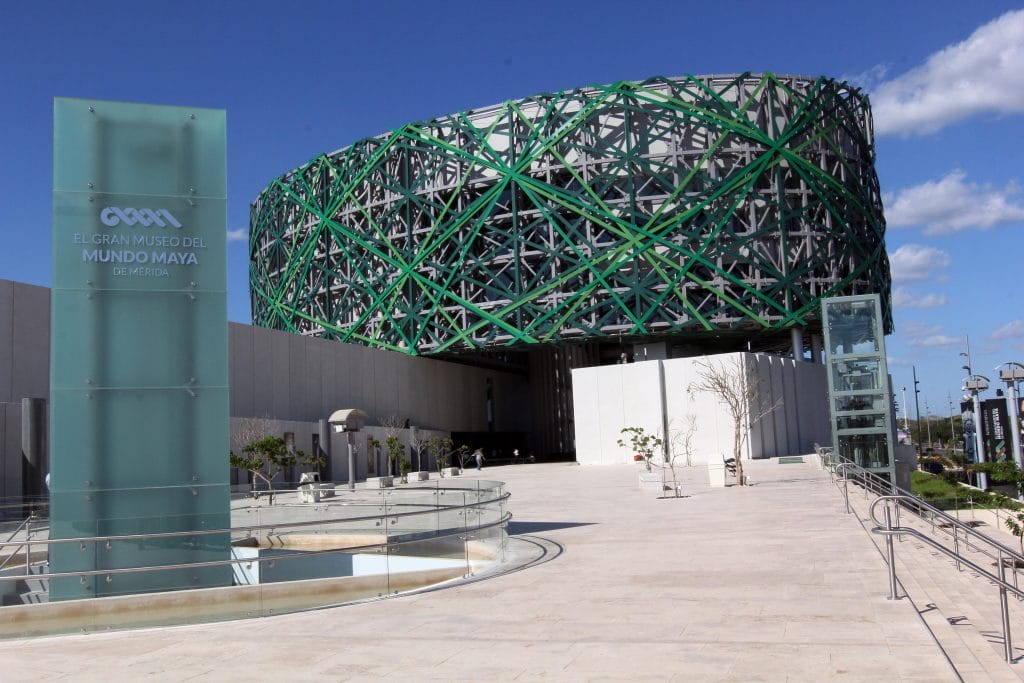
[996, 362, 1024, 470]
[924, 399, 932, 448]
[948, 392, 957, 453]
[912, 366, 922, 452]
[902, 386, 910, 435]
[964, 372, 990, 489]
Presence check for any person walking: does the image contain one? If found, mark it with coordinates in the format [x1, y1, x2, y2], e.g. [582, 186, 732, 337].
[474, 448, 485, 470]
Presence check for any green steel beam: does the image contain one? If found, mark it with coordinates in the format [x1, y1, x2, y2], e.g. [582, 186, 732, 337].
[250, 73, 891, 354]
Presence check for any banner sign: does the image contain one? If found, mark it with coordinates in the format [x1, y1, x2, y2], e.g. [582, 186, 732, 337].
[982, 398, 1011, 463]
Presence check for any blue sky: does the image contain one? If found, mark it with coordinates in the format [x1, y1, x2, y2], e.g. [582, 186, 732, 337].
[2, 0, 1022, 422]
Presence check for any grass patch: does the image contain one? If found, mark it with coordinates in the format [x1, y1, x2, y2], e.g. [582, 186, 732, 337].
[910, 470, 1017, 510]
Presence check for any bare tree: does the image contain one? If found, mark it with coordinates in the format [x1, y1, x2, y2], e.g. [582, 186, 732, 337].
[231, 416, 272, 454]
[665, 414, 698, 497]
[379, 414, 403, 439]
[688, 356, 781, 487]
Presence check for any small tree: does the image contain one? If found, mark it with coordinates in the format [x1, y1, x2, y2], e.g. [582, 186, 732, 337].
[230, 436, 323, 505]
[665, 415, 698, 498]
[688, 356, 781, 487]
[423, 435, 467, 477]
[385, 435, 405, 477]
[617, 427, 663, 472]
[424, 435, 452, 475]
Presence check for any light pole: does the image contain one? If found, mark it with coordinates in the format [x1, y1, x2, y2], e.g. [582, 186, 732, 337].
[996, 362, 1024, 469]
[924, 398, 932, 448]
[901, 386, 910, 435]
[948, 392, 957, 453]
[964, 372, 989, 489]
[912, 366, 922, 452]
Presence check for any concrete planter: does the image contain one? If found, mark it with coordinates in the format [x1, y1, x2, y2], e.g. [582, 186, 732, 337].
[707, 460, 726, 488]
[638, 471, 663, 492]
[368, 476, 395, 488]
[412, 471, 430, 481]
[442, 467, 460, 477]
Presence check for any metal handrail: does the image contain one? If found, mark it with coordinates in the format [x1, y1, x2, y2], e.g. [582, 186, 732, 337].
[828, 454, 1024, 662]
[0, 513, 36, 574]
[0, 511, 513, 585]
[0, 490, 511, 585]
[0, 491, 510, 550]
[871, 495, 1021, 662]
[832, 457, 1024, 569]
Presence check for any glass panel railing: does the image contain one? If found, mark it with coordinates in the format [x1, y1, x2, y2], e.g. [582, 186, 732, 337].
[0, 477, 509, 637]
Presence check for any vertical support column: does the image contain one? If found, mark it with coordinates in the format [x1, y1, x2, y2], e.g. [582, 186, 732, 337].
[810, 334, 823, 364]
[1007, 386, 1023, 471]
[658, 361, 670, 467]
[974, 393, 988, 490]
[318, 418, 331, 481]
[790, 327, 804, 362]
[20, 398, 47, 505]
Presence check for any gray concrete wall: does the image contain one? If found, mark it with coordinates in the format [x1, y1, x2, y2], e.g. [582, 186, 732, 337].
[0, 278, 530, 500]
[227, 322, 530, 433]
[0, 280, 50, 502]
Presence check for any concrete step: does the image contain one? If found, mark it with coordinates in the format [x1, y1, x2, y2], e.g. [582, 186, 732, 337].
[904, 541, 1022, 673]
[840, 483, 1024, 680]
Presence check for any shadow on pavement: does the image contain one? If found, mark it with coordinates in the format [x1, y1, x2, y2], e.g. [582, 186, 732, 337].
[507, 521, 595, 535]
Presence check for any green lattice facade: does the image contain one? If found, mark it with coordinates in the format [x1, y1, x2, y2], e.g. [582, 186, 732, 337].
[250, 73, 891, 356]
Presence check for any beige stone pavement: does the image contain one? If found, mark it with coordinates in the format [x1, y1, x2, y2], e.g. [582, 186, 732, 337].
[0, 459, 959, 681]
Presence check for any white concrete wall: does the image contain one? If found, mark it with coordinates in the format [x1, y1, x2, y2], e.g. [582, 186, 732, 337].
[662, 353, 745, 464]
[571, 360, 663, 465]
[573, 352, 829, 466]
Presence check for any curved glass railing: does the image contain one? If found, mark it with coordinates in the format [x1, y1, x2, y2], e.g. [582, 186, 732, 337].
[0, 478, 510, 637]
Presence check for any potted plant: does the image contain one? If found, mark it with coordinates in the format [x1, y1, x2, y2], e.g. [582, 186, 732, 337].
[618, 427, 662, 472]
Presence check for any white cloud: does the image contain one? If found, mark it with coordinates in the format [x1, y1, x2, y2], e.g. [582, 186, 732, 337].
[227, 228, 248, 242]
[886, 170, 1024, 234]
[888, 244, 951, 282]
[872, 9, 1024, 136]
[909, 334, 962, 348]
[992, 320, 1024, 340]
[892, 287, 948, 309]
[841, 63, 890, 91]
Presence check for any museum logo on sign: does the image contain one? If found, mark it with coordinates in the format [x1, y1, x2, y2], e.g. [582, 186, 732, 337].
[100, 207, 182, 229]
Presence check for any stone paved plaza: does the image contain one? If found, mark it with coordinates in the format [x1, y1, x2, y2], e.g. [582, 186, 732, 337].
[0, 459, 961, 681]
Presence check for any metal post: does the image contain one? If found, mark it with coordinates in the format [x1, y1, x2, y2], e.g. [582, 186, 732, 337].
[974, 392, 987, 490]
[844, 474, 850, 514]
[924, 399, 932, 448]
[347, 434, 356, 491]
[895, 502, 903, 543]
[902, 387, 909, 434]
[953, 526, 961, 571]
[913, 365, 922, 453]
[999, 550, 1013, 662]
[1008, 384, 1023, 471]
[24, 514, 32, 576]
[885, 504, 898, 600]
